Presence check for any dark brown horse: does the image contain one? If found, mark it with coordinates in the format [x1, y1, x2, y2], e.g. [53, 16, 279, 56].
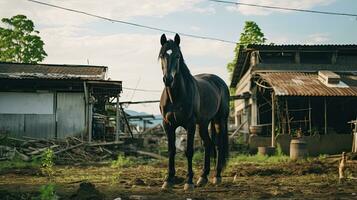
[159, 34, 229, 190]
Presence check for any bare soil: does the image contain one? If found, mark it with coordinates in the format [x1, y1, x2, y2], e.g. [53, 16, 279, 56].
[0, 157, 356, 200]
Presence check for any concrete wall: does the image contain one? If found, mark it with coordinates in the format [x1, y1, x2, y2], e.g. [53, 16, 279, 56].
[249, 134, 353, 156]
[0, 92, 85, 139]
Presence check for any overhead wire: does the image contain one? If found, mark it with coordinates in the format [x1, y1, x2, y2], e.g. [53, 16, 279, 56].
[27, 0, 237, 44]
[208, 0, 357, 17]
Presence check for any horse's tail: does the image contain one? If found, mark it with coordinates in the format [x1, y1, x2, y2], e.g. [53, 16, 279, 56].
[210, 120, 229, 169]
[220, 119, 229, 169]
[210, 122, 217, 164]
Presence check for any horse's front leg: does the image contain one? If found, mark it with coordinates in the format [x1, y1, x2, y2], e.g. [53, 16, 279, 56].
[184, 123, 195, 191]
[162, 123, 176, 190]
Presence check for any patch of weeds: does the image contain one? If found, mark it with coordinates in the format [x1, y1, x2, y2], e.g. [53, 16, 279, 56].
[193, 150, 204, 164]
[229, 154, 290, 166]
[110, 170, 123, 185]
[38, 183, 58, 200]
[318, 154, 327, 160]
[275, 144, 284, 157]
[111, 155, 134, 168]
[0, 156, 40, 171]
[41, 149, 54, 179]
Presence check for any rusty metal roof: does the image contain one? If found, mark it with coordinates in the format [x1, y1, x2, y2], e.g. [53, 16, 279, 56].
[247, 44, 357, 51]
[230, 44, 357, 88]
[0, 62, 107, 80]
[258, 72, 357, 96]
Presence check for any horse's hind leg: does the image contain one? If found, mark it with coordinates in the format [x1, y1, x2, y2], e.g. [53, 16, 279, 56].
[196, 122, 211, 187]
[212, 118, 228, 185]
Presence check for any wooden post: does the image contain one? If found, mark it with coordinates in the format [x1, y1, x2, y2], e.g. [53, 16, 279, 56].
[324, 97, 327, 135]
[83, 82, 88, 141]
[271, 92, 276, 147]
[285, 98, 291, 135]
[115, 94, 121, 141]
[308, 97, 312, 135]
[251, 87, 258, 126]
[88, 97, 93, 143]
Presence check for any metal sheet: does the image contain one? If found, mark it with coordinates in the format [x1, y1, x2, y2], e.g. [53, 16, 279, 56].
[258, 72, 357, 96]
[56, 92, 85, 138]
[0, 114, 24, 136]
[24, 114, 55, 138]
[0, 92, 53, 114]
[0, 62, 106, 80]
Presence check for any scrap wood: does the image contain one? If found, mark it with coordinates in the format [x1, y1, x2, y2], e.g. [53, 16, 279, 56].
[54, 143, 85, 155]
[135, 150, 165, 160]
[14, 148, 30, 161]
[87, 141, 124, 147]
[28, 145, 59, 155]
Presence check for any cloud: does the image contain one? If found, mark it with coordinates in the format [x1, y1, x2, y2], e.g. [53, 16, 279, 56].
[305, 33, 330, 44]
[39, 28, 233, 114]
[226, 0, 335, 16]
[0, 0, 205, 26]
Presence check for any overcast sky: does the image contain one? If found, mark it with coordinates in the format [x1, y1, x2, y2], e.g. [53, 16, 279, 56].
[1, 0, 357, 114]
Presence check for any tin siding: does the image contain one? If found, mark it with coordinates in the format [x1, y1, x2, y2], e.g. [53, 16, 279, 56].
[56, 93, 85, 138]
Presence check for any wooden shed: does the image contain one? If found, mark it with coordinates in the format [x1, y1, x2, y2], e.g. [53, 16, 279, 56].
[0, 62, 122, 141]
[230, 45, 357, 155]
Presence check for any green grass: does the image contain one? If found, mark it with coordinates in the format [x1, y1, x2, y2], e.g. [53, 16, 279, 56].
[111, 155, 134, 168]
[0, 157, 40, 171]
[229, 154, 290, 166]
[192, 150, 204, 164]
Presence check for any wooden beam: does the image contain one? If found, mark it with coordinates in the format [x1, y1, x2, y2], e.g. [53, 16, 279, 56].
[324, 97, 327, 134]
[271, 92, 276, 147]
[309, 97, 312, 135]
[115, 94, 121, 141]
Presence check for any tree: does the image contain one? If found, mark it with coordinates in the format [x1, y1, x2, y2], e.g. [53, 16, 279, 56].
[0, 14, 47, 63]
[227, 21, 266, 81]
[227, 21, 266, 109]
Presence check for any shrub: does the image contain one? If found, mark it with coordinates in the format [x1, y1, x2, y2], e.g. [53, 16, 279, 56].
[41, 149, 54, 179]
[111, 155, 133, 168]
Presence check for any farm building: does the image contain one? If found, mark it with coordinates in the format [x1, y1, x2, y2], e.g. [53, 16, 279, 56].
[230, 44, 357, 155]
[0, 62, 122, 141]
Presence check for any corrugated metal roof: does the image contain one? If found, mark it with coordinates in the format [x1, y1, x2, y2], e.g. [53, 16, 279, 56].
[247, 44, 357, 50]
[0, 62, 107, 80]
[230, 44, 357, 88]
[258, 72, 357, 96]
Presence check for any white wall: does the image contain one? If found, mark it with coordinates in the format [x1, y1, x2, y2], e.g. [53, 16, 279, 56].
[0, 92, 53, 114]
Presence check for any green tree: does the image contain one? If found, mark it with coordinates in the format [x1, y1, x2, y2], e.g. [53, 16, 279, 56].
[0, 14, 47, 63]
[227, 21, 266, 82]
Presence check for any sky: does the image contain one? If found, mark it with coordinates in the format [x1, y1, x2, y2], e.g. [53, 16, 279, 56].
[1, 0, 357, 115]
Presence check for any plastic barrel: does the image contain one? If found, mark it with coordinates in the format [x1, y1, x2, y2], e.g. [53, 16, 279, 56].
[290, 139, 308, 160]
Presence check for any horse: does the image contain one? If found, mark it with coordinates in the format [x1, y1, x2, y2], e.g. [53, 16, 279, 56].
[158, 33, 230, 191]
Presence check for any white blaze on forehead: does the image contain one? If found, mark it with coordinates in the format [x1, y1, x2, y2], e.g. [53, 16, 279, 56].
[166, 49, 173, 55]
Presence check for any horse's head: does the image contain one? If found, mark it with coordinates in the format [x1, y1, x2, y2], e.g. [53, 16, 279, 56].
[158, 33, 181, 88]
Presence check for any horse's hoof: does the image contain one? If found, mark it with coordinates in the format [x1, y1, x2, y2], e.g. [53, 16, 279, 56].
[183, 183, 194, 191]
[196, 177, 208, 187]
[212, 177, 222, 185]
[161, 181, 173, 190]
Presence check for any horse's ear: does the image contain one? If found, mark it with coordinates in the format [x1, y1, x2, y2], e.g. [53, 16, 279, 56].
[160, 34, 167, 46]
[174, 33, 180, 46]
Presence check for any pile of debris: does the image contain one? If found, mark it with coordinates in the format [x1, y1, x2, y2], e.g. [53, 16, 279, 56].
[0, 135, 164, 164]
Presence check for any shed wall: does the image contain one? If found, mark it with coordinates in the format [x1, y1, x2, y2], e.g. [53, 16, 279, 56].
[0, 92, 85, 139]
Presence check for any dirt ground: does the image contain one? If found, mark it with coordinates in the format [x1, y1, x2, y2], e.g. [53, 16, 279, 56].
[0, 156, 356, 200]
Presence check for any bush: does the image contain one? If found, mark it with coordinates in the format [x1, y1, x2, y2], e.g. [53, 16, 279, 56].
[41, 149, 54, 179]
[39, 184, 58, 200]
[111, 155, 133, 168]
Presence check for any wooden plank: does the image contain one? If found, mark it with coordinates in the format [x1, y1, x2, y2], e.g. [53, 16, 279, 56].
[86, 141, 124, 147]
